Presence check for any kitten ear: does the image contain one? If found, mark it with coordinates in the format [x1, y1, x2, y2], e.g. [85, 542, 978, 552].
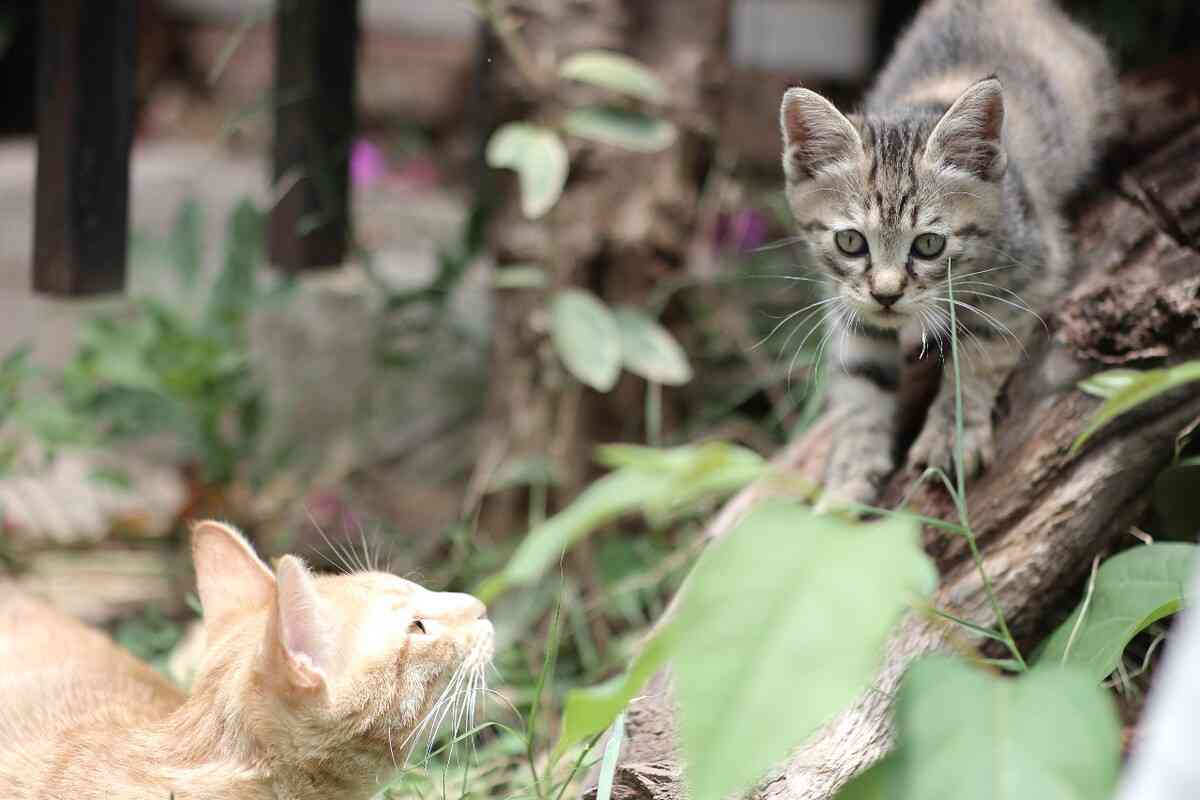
[780, 87, 862, 183]
[273, 556, 332, 690]
[192, 520, 276, 641]
[924, 77, 1007, 181]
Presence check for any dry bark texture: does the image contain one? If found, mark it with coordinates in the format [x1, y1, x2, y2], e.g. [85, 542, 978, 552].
[589, 56, 1200, 800]
[480, 0, 731, 532]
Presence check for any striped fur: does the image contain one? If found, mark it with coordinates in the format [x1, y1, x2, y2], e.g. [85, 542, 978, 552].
[779, 0, 1120, 508]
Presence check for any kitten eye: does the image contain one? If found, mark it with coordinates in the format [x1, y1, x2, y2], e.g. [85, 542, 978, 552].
[409, 619, 427, 634]
[834, 229, 868, 257]
[912, 233, 946, 258]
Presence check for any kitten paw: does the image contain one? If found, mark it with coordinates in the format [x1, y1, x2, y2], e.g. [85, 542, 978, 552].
[907, 412, 995, 479]
[815, 478, 880, 515]
[819, 434, 894, 512]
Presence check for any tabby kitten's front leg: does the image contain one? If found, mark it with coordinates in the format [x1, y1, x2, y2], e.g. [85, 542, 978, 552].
[819, 325, 900, 510]
[907, 313, 1030, 478]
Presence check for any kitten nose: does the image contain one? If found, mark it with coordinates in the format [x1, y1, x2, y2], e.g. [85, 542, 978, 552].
[871, 291, 902, 308]
[439, 592, 487, 621]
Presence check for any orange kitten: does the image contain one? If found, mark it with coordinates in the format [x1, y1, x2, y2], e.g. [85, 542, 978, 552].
[0, 521, 494, 799]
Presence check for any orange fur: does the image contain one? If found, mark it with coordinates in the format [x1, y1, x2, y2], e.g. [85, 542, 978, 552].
[0, 521, 493, 799]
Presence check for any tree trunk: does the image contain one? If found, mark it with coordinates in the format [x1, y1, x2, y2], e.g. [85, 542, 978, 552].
[478, 0, 731, 532]
[585, 55, 1200, 800]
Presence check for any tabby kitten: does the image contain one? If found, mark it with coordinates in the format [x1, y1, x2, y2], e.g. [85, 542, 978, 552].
[0, 521, 494, 800]
[780, 0, 1119, 507]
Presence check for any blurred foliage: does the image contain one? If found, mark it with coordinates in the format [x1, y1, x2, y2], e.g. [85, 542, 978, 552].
[59, 199, 284, 485]
[114, 606, 186, 679]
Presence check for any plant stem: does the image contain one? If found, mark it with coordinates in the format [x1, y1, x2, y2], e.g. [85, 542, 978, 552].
[947, 263, 1027, 671]
[473, 0, 551, 94]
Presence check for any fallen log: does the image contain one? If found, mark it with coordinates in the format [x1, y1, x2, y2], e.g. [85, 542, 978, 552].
[587, 55, 1200, 800]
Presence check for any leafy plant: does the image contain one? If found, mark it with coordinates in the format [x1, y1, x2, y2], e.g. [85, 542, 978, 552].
[115, 605, 186, 678]
[1073, 361, 1200, 454]
[0, 345, 94, 472]
[551, 501, 936, 800]
[1036, 543, 1196, 682]
[477, 442, 763, 601]
[483, 41, 678, 221]
[61, 199, 278, 484]
[671, 503, 935, 800]
[840, 656, 1121, 799]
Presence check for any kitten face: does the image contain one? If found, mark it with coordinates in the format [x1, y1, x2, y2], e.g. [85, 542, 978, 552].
[781, 80, 1007, 332]
[190, 521, 494, 777]
[319, 571, 494, 734]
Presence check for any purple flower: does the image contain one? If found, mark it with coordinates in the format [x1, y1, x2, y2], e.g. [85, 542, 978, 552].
[715, 209, 771, 254]
[350, 139, 389, 188]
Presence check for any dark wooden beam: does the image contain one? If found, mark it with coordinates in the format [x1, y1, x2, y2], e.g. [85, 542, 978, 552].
[33, 0, 137, 296]
[268, 0, 359, 272]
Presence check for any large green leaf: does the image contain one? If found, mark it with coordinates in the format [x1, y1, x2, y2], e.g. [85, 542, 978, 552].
[835, 758, 899, 800]
[564, 106, 677, 153]
[556, 627, 674, 756]
[613, 307, 692, 386]
[476, 442, 763, 601]
[1073, 361, 1200, 454]
[551, 289, 622, 392]
[890, 656, 1120, 799]
[672, 502, 936, 800]
[1037, 543, 1196, 682]
[486, 123, 569, 219]
[559, 50, 667, 103]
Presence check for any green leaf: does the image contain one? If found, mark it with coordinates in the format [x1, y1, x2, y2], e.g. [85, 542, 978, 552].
[595, 712, 626, 800]
[557, 627, 674, 755]
[1073, 361, 1200, 454]
[1077, 368, 1143, 399]
[168, 198, 204, 289]
[559, 50, 667, 103]
[1036, 542, 1196, 682]
[835, 757, 900, 800]
[476, 443, 762, 601]
[208, 198, 264, 330]
[613, 307, 692, 385]
[551, 289, 622, 392]
[493, 265, 547, 290]
[672, 502, 936, 800]
[1152, 459, 1200, 539]
[564, 106, 677, 153]
[892, 656, 1120, 799]
[485, 123, 569, 219]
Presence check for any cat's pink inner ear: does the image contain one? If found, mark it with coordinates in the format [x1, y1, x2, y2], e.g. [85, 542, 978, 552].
[192, 520, 276, 640]
[779, 87, 862, 183]
[924, 77, 1007, 180]
[274, 556, 332, 690]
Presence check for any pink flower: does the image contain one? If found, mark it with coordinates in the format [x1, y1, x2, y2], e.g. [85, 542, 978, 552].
[350, 139, 389, 188]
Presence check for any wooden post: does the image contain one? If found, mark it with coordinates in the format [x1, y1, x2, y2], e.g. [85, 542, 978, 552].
[33, 0, 137, 296]
[268, 0, 359, 272]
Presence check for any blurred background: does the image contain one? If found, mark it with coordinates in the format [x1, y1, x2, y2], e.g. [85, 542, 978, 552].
[1, 1, 1198, 795]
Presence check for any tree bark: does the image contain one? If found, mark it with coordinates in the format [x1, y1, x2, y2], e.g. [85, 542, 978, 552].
[586, 55, 1200, 800]
[478, 0, 731, 532]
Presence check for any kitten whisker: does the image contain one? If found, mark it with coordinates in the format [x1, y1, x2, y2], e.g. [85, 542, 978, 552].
[306, 509, 354, 574]
[955, 288, 1047, 330]
[774, 298, 845, 357]
[787, 305, 844, 389]
[752, 296, 841, 351]
[749, 235, 807, 253]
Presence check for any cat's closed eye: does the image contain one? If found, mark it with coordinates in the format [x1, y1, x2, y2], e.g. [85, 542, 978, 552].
[409, 619, 427, 634]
